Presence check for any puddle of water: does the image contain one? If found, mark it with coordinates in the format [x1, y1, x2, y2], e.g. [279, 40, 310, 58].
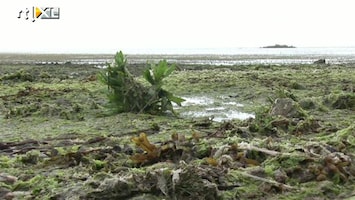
[181, 109, 254, 122]
[214, 111, 255, 122]
[95, 65, 108, 69]
[181, 96, 214, 106]
[176, 95, 254, 122]
[205, 107, 225, 111]
[222, 102, 244, 107]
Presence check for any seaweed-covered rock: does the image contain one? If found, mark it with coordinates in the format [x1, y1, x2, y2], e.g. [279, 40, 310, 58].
[270, 98, 307, 118]
[331, 93, 355, 110]
[293, 116, 321, 134]
[86, 176, 136, 199]
[299, 98, 317, 110]
[84, 163, 226, 200]
[0, 187, 14, 200]
[0, 174, 17, 200]
[0, 70, 34, 82]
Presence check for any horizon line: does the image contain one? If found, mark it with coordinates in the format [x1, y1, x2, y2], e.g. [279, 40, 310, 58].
[1, 46, 355, 55]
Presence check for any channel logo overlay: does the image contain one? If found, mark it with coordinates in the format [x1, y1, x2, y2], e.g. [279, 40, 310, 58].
[18, 7, 60, 22]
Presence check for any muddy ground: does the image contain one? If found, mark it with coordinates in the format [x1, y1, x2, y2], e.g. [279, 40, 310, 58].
[0, 59, 354, 199]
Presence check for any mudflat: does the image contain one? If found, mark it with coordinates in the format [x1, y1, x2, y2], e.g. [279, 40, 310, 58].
[1, 56, 354, 199]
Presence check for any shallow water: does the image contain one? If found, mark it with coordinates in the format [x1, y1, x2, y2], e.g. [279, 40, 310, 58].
[125, 47, 355, 65]
[175, 95, 255, 122]
[2, 47, 355, 66]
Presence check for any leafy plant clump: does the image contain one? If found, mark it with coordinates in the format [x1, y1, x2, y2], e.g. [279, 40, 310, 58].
[98, 51, 185, 115]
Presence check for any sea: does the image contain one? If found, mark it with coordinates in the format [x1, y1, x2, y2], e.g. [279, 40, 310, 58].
[125, 47, 355, 66]
[1, 47, 355, 66]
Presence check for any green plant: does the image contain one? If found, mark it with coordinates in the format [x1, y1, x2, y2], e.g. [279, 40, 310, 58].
[143, 60, 185, 115]
[98, 51, 184, 115]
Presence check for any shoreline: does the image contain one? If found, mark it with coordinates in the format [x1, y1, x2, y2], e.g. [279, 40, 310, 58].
[1, 52, 355, 66]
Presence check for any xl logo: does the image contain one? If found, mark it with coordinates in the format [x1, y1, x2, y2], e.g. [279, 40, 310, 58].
[35, 7, 60, 19]
[18, 7, 60, 22]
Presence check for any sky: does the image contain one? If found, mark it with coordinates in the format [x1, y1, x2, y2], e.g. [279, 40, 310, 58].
[1, 0, 355, 54]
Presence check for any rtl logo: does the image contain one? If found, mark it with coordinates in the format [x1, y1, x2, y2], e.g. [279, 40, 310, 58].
[18, 7, 60, 22]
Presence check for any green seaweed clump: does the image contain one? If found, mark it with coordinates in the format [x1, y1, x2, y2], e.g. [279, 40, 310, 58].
[0, 70, 34, 82]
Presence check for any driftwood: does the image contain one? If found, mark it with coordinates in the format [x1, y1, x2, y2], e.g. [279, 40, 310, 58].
[238, 142, 283, 156]
[233, 170, 297, 190]
[0, 135, 108, 156]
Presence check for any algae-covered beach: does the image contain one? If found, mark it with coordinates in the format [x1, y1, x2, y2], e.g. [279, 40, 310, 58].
[0, 54, 354, 199]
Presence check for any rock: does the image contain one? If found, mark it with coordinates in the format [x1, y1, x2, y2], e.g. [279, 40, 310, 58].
[0, 188, 14, 200]
[270, 117, 290, 130]
[274, 169, 288, 184]
[313, 59, 326, 64]
[270, 98, 306, 118]
[0, 174, 17, 184]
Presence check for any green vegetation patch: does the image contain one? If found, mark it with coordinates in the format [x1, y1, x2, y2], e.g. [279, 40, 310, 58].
[97, 51, 185, 115]
[1, 58, 354, 199]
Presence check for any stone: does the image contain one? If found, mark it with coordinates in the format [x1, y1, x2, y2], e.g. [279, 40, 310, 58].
[313, 59, 326, 64]
[270, 98, 306, 118]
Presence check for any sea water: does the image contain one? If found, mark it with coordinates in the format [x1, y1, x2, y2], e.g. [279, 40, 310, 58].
[1, 47, 355, 66]
[124, 47, 355, 65]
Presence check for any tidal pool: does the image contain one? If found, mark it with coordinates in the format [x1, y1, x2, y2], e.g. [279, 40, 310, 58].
[175, 95, 255, 122]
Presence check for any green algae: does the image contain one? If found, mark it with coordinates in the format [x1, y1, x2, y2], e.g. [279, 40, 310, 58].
[1, 62, 355, 199]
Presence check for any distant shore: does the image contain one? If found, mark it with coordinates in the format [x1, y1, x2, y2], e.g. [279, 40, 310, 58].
[261, 44, 296, 48]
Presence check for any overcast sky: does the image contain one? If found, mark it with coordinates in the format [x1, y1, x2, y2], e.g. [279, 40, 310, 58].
[1, 0, 355, 53]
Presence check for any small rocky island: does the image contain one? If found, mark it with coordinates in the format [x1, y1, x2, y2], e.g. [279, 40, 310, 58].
[262, 44, 296, 48]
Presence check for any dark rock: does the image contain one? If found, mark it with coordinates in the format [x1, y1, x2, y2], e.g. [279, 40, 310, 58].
[0, 143, 9, 150]
[313, 59, 326, 64]
[286, 167, 316, 183]
[273, 169, 288, 184]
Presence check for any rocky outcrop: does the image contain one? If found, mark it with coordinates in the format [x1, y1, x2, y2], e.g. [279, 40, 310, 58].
[262, 44, 296, 48]
[313, 59, 326, 64]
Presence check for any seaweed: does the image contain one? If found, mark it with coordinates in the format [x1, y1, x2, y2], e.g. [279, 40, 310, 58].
[131, 133, 160, 164]
[1, 61, 355, 199]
